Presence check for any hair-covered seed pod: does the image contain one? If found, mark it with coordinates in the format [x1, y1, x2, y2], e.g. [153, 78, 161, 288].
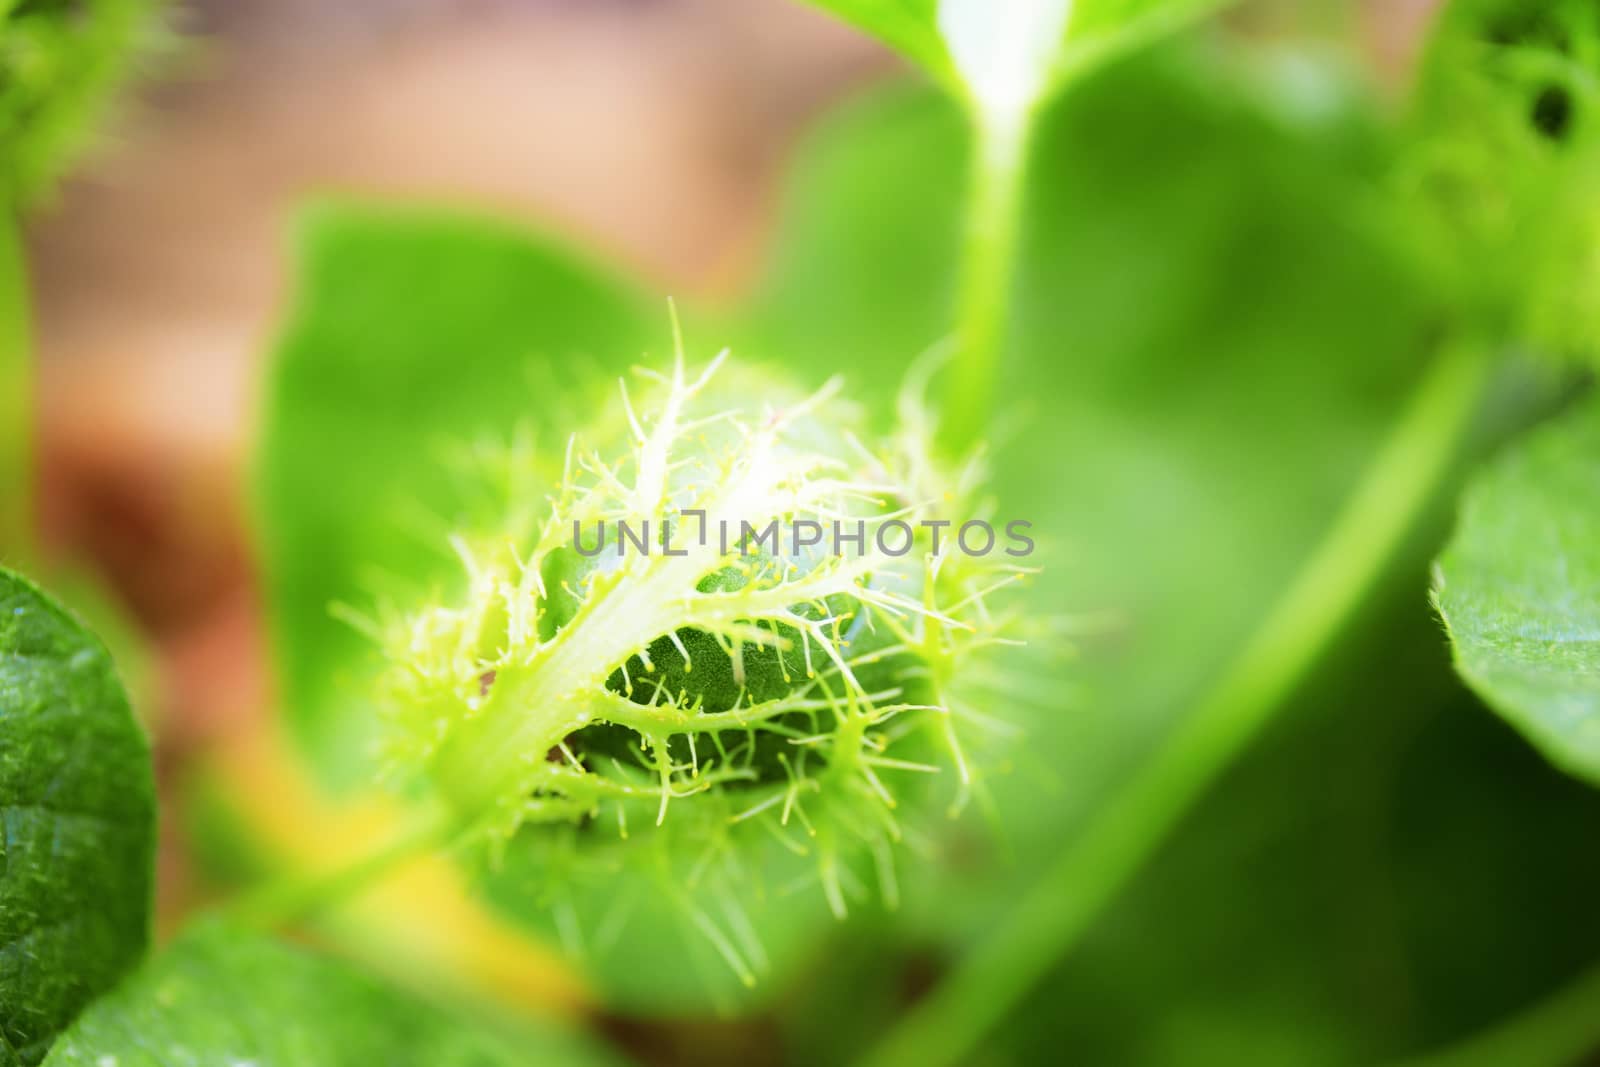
[367, 345, 1033, 986]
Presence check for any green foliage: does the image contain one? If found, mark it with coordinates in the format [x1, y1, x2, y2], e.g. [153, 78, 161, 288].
[10, 0, 1600, 1060]
[743, 44, 1600, 1066]
[798, 0, 952, 87]
[0, 568, 154, 1066]
[1047, 0, 1234, 89]
[1435, 398, 1600, 785]
[229, 5, 1600, 1060]
[250, 33, 1447, 1028]
[0, 0, 161, 206]
[996, 599, 1600, 1065]
[752, 47, 1425, 904]
[795, 0, 1238, 455]
[800, 0, 1229, 114]
[1406, 0, 1600, 363]
[42, 925, 623, 1067]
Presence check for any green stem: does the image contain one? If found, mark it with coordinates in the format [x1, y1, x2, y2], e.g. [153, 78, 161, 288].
[860, 342, 1493, 1067]
[225, 808, 459, 930]
[1396, 960, 1600, 1067]
[940, 115, 1032, 457]
[0, 209, 34, 558]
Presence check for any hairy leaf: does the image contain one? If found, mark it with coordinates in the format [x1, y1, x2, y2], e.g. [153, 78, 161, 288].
[0, 568, 154, 1065]
[1436, 397, 1600, 785]
[42, 925, 624, 1067]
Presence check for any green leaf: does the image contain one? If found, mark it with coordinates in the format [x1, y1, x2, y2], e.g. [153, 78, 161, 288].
[0, 0, 162, 206]
[1405, 0, 1600, 366]
[991, 600, 1600, 1065]
[1435, 397, 1600, 786]
[751, 45, 1600, 1063]
[42, 925, 625, 1067]
[256, 204, 656, 790]
[756, 48, 1421, 891]
[798, 0, 1229, 120]
[0, 567, 154, 1065]
[798, 1, 952, 87]
[741, 45, 1511, 1059]
[1050, 0, 1232, 87]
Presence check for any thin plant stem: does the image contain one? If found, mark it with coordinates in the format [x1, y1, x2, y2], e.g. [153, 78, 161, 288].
[0, 210, 33, 558]
[935, 0, 1240, 458]
[940, 115, 1032, 458]
[859, 341, 1494, 1067]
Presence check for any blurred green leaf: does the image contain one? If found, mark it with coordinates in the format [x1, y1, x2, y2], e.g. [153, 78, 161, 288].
[753, 40, 1600, 1063]
[960, 52, 1422, 918]
[1435, 398, 1600, 786]
[1406, 0, 1600, 366]
[797, 0, 1228, 114]
[42, 925, 624, 1067]
[478, 830, 837, 1015]
[0, 567, 154, 1065]
[1048, 0, 1233, 89]
[797, 0, 952, 86]
[740, 41, 1583, 1061]
[748, 50, 1425, 896]
[257, 205, 655, 790]
[0, 0, 162, 206]
[998, 593, 1600, 1065]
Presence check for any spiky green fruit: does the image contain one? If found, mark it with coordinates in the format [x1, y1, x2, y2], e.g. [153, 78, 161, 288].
[370, 351, 1029, 977]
